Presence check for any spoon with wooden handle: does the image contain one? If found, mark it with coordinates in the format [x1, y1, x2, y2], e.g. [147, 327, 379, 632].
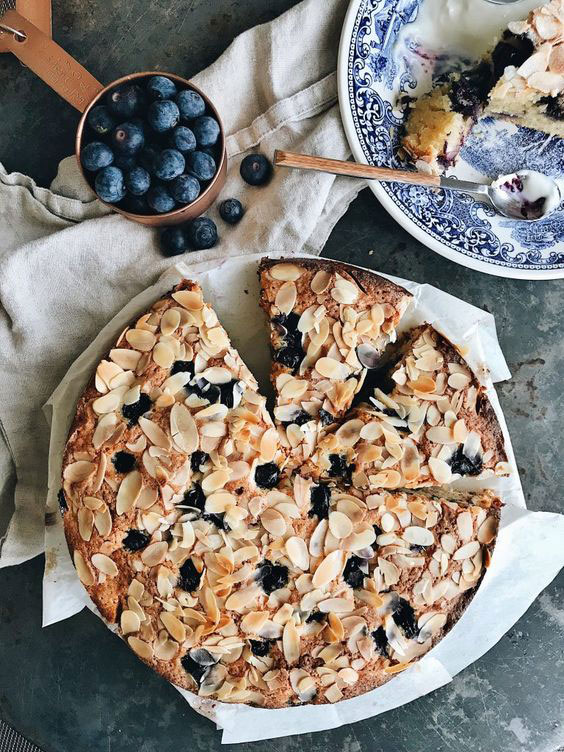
[273, 150, 561, 221]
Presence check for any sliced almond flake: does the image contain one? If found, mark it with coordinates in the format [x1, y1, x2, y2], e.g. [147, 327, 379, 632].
[309, 518, 329, 557]
[202, 469, 231, 493]
[78, 508, 94, 542]
[110, 348, 141, 370]
[328, 511, 353, 539]
[83, 496, 103, 511]
[324, 683, 343, 703]
[318, 597, 354, 614]
[95, 360, 123, 393]
[116, 470, 142, 514]
[453, 540, 481, 560]
[168, 403, 199, 455]
[280, 378, 309, 400]
[285, 537, 309, 570]
[200, 366, 232, 384]
[426, 426, 456, 445]
[94, 505, 112, 537]
[448, 372, 471, 390]
[312, 549, 344, 588]
[92, 385, 128, 415]
[225, 586, 260, 612]
[91, 553, 118, 577]
[109, 370, 136, 390]
[152, 341, 175, 369]
[128, 636, 153, 661]
[403, 526, 434, 546]
[260, 508, 287, 537]
[125, 329, 156, 352]
[121, 609, 141, 635]
[286, 423, 305, 448]
[405, 501, 426, 523]
[160, 611, 186, 642]
[259, 428, 278, 462]
[63, 460, 96, 483]
[92, 414, 118, 450]
[138, 416, 171, 451]
[356, 589, 384, 608]
[331, 278, 359, 304]
[270, 263, 303, 282]
[428, 457, 452, 484]
[141, 541, 168, 567]
[74, 550, 94, 586]
[316, 357, 350, 380]
[296, 306, 318, 334]
[282, 620, 300, 665]
[360, 422, 382, 441]
[136, 486, 158, 510]
[384, 661, 412, 675]
[160, 372, 191, 396]
[457, 511, 473, 542]
[336, 418, 363, 447]
[378, 557, 400, 587]
[275, 281, 297, 315]
[408, 375, 436, 393]
[310, 269, 332, 294]
[342, 526, 377, 551]
[339, 667, 358, 685]
[160, 308, 181, 336]
[172, 290, 203, 310]
[477, 516, 498, 545]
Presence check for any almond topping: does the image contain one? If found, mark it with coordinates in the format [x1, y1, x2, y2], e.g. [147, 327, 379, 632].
[270, 263, 303, 282]
[328, 511, 353, 539]
[282, 621, 300, 665]
[275, 281, 297, 315]
[312, 550, 344, 588]
[125, 329, 156, 352]
[172, 290, 203, 310]
[285, 537, 309, 570]
[310, 269, 332, 294]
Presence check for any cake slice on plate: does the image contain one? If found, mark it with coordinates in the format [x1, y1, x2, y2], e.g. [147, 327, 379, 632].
[304, 324, 509, 489]
[401, 0, 564, 174]
[258, 257, 412, 469]
[486, 0, 564, 137]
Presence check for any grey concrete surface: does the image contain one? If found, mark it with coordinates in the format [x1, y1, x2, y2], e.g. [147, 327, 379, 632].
[0, 1, 563, 751]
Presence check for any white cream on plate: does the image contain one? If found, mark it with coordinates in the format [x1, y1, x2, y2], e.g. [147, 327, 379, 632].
[398, 0, 540, 57]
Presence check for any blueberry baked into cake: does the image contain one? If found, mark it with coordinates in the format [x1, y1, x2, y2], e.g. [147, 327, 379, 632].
[402, 0, 564, 174]
[60, 259, 503, 708]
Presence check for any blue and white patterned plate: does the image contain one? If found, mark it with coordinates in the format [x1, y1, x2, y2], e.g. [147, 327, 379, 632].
[337, 0, 564, 279]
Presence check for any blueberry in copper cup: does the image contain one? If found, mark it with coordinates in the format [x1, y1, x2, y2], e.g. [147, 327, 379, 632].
[1, 14, 226, 226]
[76, 73, 227, 222]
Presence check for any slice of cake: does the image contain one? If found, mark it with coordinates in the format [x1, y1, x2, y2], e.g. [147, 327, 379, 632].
[401, 0, 564, 174]
[304, 324, 509, 489]
[61, 279, 284, 624]
[258, 258, 412, 469]
[486, 0, 564, 137]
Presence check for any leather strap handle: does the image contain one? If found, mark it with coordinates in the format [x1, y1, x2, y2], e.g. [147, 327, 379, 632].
[0, 0, 51, 52]
[0, 10, 103, 112]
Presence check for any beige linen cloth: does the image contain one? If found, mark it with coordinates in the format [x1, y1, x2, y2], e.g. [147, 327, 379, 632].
[0, 0, 365, 566]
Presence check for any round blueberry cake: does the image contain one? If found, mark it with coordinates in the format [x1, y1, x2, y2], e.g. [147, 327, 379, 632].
[60, 258, 503, 708]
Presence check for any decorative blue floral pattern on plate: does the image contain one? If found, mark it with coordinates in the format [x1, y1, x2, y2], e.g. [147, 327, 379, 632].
[342, 0, 564, 274]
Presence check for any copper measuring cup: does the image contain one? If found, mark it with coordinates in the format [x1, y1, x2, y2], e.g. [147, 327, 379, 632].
[0, 10, 227, 225]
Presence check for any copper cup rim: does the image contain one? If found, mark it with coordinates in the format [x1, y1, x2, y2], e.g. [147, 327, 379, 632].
[75, 71, 227, 224]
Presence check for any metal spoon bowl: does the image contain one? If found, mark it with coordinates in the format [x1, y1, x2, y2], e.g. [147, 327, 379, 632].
[274, 151, 562, 222]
